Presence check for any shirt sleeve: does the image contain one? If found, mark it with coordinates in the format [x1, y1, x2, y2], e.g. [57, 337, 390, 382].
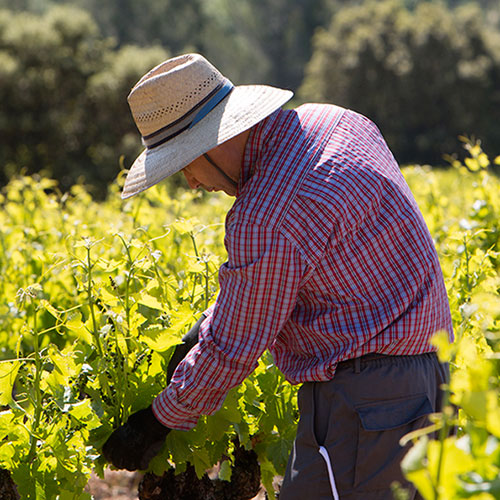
[152, 219, 309, 429]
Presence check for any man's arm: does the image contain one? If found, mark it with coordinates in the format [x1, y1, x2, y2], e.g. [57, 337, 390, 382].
[152, 220, 309, 429]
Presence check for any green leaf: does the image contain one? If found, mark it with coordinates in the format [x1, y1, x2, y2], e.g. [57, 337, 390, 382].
[141, 325, 181, 352]
[138, 293, 163, 311]
[192, 447, 211, 478]
[148, 445, 171, 477]
[167, 429, 195, 464]
[98, 286, 120, 306]
[216, 389, 241, 424]
[69, 400, 100, 430]
[0, 411, 14, 438]
[219, 459, 232, 481]
[259, 458, 278, 499]
[0, 361, 20, 405]
[205, 413, 230, 441]
[266, 435, 292, 472]
[171, 218, 197, 234]
[65, 311, 92, 344]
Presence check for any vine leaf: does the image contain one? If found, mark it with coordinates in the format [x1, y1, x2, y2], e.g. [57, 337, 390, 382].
[0, 362, 20, 406]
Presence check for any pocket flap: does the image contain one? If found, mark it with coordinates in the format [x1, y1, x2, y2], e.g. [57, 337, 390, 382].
[356, 394, 433, 431]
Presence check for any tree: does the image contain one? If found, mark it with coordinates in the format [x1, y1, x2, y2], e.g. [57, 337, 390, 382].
[69, 0, 206, 55]
[300, 0, 500, 165]
[199, 0, 334, 89]
[0, 6, 167, 195]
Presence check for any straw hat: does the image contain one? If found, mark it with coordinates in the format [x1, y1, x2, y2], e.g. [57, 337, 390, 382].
[122, 53, 294, 199]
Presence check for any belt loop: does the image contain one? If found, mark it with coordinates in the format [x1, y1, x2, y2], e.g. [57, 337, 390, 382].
[354, 357, 361, 374]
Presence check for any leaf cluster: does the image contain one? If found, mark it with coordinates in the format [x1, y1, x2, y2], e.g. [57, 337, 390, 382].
[0, 177, 298, 498]
[400, 142, 500, 499]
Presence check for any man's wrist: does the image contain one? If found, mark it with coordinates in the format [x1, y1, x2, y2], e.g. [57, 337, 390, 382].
[152, 393, 199, 430]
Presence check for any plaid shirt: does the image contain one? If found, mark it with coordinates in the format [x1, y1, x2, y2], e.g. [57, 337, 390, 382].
[153, 104, 453, 430]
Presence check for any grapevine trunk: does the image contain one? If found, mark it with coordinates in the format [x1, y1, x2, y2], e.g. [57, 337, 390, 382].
[138, 444, 261, 500]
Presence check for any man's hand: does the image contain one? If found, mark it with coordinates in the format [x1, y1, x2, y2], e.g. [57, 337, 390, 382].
[102, 405, 170, 471]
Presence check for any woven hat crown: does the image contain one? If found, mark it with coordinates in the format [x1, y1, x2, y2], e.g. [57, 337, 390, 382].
[128, 54, 225, 137]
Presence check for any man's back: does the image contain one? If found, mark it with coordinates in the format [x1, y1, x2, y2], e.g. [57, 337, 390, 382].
[226, 104, 453, 383]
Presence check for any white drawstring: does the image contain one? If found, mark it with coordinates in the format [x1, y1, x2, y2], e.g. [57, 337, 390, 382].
[318, 446, 340, 500]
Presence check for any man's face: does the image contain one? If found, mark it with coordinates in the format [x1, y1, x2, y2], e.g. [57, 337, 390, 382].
[182, 155, 238, 196]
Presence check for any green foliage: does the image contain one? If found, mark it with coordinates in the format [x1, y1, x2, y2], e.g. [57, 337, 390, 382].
[0, 175, 299, 498]
[400, 141, 500, 499]
[0, 0, 334, 90]
[199, 0, 333, 89]
[0, 6, 167, 197]
[301, 0, 500, 165]
[0, 141, 499, 498]
[69, 0, 206, 55]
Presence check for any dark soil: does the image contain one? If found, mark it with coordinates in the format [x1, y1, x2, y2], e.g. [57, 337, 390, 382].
[86, 469, 142, 499]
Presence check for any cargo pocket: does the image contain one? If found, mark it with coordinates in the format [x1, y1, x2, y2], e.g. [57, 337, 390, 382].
[353, 393, 433, 490]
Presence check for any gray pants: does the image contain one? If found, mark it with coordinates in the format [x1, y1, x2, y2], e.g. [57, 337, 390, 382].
[280, 352, 448, 500]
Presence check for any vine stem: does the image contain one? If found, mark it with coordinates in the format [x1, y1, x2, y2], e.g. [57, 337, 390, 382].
[204, 261, 209, 311]
[115, 234, 136, 425]
[189, 232, 200, 304]
[189, 232, 200, 259]
[116, 234, 134, 338]
[86, 246, 103, 357]
[27, 308, 42, 463]
[190, 230, 211, 309]
[463, 234, 471, 298]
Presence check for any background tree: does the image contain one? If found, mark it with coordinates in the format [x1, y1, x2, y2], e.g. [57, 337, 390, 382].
[69, 0, 206, 55]
[0, 6, 167, 196]
[300, 0, 500, 165]
[198, 0, 333, 89]
[1, 0, 500, 192]
[0, 0, 334, 90]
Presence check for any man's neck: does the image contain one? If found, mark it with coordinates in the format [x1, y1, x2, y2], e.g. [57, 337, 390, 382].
[211, 128, 252, 187]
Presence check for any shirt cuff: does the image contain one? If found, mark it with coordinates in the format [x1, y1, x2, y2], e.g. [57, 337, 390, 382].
[152, 386, 199, 430]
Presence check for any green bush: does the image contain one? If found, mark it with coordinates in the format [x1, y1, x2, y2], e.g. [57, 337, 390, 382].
[300, 0, 500, 165]
[0, 6, 167, 197]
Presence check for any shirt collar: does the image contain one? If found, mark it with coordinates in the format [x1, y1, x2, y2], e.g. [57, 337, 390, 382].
[237, 109, 282, 197]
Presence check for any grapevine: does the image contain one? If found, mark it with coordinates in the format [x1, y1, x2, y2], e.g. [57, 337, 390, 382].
[0, 144, 499, 499]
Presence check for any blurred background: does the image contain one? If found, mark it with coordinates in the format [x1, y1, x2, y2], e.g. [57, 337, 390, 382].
[0, 0, 499, 198]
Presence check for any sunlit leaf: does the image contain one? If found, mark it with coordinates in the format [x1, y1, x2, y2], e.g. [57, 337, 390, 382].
[138, 293, 163, 311]
[171, 218, 198, 234]
[141, 325, 181, 352]
[0, 361, 20, 405]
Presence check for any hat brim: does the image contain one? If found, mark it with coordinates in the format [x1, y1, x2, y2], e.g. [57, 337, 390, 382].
[121, 85, 293, 199]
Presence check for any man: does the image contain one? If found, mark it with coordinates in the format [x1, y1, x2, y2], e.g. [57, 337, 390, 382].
[103, 53, 453, 499]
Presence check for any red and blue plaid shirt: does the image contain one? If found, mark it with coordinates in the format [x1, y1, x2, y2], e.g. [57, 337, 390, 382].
[153, 104, 453, 430]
